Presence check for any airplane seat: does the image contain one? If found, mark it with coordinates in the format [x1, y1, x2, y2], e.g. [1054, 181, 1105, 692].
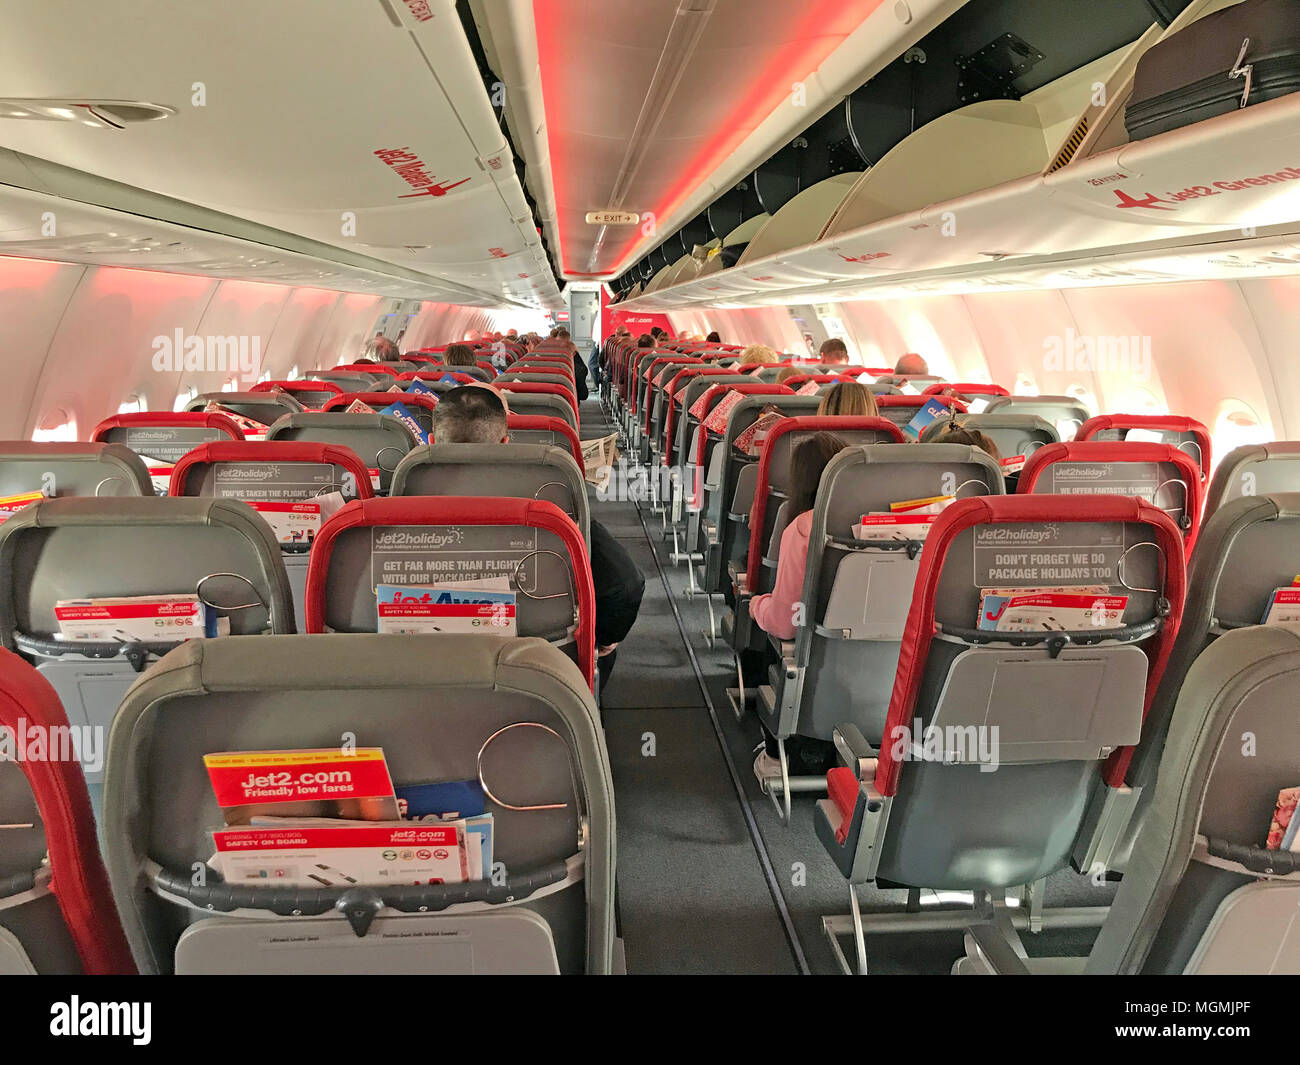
[817, 494, 1186, 974]
[397, 370, 478, 392]
[169, 441, 376, 630]
[962, 622, 1300, 975]
[322, 392, 438, 439]
[733, 417, 906, 655]
[391, 443, 590, 543]
[661, 367, 738, 465]
[504, 415, 584, 468]
[185, 391, 303, 428]
[918, 412, 1058, 462]
[304, 497, 595, 689]
[0, 646, 135, 974]
[306, 370, 384, 392]
[249, 380, 344, 410]
[1076, 414, 1212, 484]
[0, 442, 152, 499]
[870, 374, 946, 389]
[1204, 441, 1300, 517]
[873, 394, 967, 430]
[0, 496, 294, 793]
[100, 633, 615, 974]
[1087, 624, 1300, 974]
[265, 412, 418, 495]
[1095, 492, 1300, 876]
[920, 382, 1011, 400]
[1018, 441, 1204, 556]
[496, 383, 580, 428]
[982, 395, 1092, 440]
[752, 443, 1005, 822]
[496, 371, 579, 401]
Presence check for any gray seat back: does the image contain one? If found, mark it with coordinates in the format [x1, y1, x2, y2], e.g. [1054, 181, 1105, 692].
[982, 395, 1091, 439]
[919, 413, 1059, 458]
[0, 442, 151, 499]
[391, 444, 589, 543]
[1205, 442, 1300, 516]
[1111, 494, 1300, 872]
[101, 634, 615, 974]
[875, 502, 1169, 891]
[1087, 625, 1300, 974]
[187, 392, 303, 426]
[498, 391, 577, 431]
[779, 445, 1005, 745]
[266, 413, 417, 493]
[0, 497, 294, 789]
[307, 370, 381, 391]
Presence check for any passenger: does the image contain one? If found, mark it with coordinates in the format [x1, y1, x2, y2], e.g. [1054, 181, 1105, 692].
[352, 357, 377, 366]
[637, 333, 656, 349]
[894, 352, 928, 376]
[443, 343, 478, 367]
[819, 338, 850, 365]
[817, 380, 877, 418]
[930, 423, 1000, 460]
[555, 327, 589, 401]
[774, 365, 803, 386]
[749, 432, 849, 779]
[706, 331, 721, 344]
[738, 343, 779, 366]
[430, 385, 645, 693]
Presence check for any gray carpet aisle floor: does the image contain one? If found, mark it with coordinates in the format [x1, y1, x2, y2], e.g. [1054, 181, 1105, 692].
[581, 394, 1115, 975]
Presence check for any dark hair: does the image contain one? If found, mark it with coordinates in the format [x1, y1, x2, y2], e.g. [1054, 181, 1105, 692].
[443, 343, 477, 366]
[636, 333, 654, 348]
[430, 384, 508, 444]
[932, 423, 1001, 461]
[819, 338, 848, 357]
[706, 331, 721, 343]
[789, 432, 850, 517]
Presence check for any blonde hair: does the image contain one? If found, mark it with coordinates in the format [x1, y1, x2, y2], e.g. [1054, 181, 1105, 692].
[774, 366, 803, 385]
[739, 344, 780, 365]
[817, 380, 878, 418]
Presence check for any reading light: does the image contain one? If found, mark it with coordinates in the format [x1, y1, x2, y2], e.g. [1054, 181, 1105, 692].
[0, 98, 175, 128]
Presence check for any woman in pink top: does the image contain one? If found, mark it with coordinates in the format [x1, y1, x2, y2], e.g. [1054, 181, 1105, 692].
[750, 432, 849, 642]
[750, 432, 850, 780]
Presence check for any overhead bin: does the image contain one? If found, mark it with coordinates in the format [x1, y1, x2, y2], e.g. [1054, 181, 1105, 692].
[739, 173, 866, 265]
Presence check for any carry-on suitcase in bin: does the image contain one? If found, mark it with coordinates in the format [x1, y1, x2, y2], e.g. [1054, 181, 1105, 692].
[1126, 0, 1300, 141]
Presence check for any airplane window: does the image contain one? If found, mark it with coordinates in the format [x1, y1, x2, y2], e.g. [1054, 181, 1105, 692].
[1014, 375, 1039, 396]
[221, 377, 239, 392]
[287, 365, 300, 380]
[117, 395, 148, 414]
[1066, 384, 1097, 414]
[173, 386, 198, 412]
[1213, 400, 1271, 458]
[1120, 387, 1167, 416]
[257, 369, 271, 383]
[31, 408, 77, 442]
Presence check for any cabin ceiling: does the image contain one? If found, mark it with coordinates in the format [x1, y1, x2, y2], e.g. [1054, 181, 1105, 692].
[0, 0, 561, 309]
[516, 0, 893, 280]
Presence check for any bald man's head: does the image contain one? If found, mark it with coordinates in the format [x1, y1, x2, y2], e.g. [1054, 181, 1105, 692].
[894, 352, 929, 376]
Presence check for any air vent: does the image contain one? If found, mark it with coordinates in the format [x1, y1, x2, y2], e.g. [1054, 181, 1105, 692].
[0, 98, 175, 128]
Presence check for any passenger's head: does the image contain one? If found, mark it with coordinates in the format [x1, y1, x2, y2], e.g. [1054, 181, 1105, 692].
[789, 433, 850, 517]
[774, 365, 803, 386]
[430, 384, 509, 444]
[443, 343, 478, 367]
[932, 423, 1000, 461]
[705, 331, 721, 343]
[894, 352, 929, 376]
[817, 380, 877, 418]
[637, 333, 655, 349]
[372, 336, 399, 362]
[819, 338, 849, 365]
[352, 357, 376, 366]
[739, 343, 779, 365]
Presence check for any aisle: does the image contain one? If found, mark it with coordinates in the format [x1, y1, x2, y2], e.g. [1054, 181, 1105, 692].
[580, 398, 802, 975]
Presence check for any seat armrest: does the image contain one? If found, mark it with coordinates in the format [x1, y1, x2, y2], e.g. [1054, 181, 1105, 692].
[833, 723, 878, 777]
